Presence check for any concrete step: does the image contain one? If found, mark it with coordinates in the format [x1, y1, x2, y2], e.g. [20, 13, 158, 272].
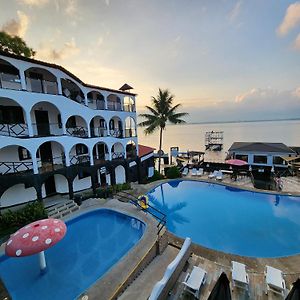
[46, 200, 80, 219]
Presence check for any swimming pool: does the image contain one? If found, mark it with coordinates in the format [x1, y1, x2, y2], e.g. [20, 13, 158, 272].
[148, 180, 300, 258]
[0, 209, 145, 300]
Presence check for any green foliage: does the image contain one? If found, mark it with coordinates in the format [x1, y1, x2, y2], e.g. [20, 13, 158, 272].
[0, 31, 35, 57]
[0, 201, 47, 229]
[148, 170, 165, 182]
[165, 166, 181, 179]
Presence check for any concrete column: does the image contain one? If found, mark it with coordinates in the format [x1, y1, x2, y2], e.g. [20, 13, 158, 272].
[104, 95, 108, 110]
[67, 179, 74, 199]
[25, 110, 34, 137]
[57, 78, 63, 95]
[90, 153, 94, 166]
[65, 152, 71, 167]
[19, 70, 27, 90]
[84, 92, 88, 106]
[32, 158, 39, 174]
[87, 125, 91, 138]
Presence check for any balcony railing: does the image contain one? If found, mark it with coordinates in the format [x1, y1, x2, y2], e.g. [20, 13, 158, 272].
[109, 129, 123, 138]
[37, 156, 66, 173]
[107, 101, 122, 111]
[88, 99, 106, 110]
[91, 127, 108, 137]
[26, 78, 58, 95]
[123, 104, 135, 112]
[93, 153, 109, 163]
[0, 123, 29, 137]
[124, 128, 137, 138]
[0, 73, 22, 90]
[111, 152, 125, 160]
[126, 151, 137, 160]
[32, 123, 63, 137]
[0, 161, 33, 175]
[70, 154, 90, 165]
[66, 126, 88, 138]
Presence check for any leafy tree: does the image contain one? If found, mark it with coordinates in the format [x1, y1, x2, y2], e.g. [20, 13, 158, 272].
[0, 31, 35, 58]
[139, 88, 188, 174]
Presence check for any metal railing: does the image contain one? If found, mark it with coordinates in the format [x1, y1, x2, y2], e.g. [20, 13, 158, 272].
[37, 156, 66, 172]
[66, 126, 88, 138]
[107, 101, 122, 111]
[70, 154, 90, 165]
[126, 151, 137, 160]
[91, 127, 108, 137]
[88, 99, 106, 110]
[123, 104, 135, 112]
[124, 128, 137, 138]
[111, 152, 125, 160]
[26, 78, 58, 95]
[109, 129, 123, 138]
[0, 123, 29, 137]
[116, 191, 166, 235]
[0, 161, 33, 175]
[32, 123, 63, 136]
[0, 73, 22, 90]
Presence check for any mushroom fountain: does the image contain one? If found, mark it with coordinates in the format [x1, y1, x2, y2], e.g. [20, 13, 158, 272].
[5, 218, 67, 272]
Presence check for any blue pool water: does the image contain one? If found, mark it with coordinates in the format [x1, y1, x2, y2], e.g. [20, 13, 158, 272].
[0, 209, 145, 300]
[148, 180, 300, 258]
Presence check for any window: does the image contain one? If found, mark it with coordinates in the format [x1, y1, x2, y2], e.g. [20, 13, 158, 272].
[76, 144, 88, 155]
[235, 154, 248, 162]
[273, 156, 284, 165]
[253, 155, 267, 164]
[66, 116, 76, 128]
[0, 105, 24, 124]
[18, 146, 31, 161]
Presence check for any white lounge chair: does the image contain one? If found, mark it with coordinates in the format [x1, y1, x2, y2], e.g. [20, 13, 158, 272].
[208, 170, 218, 179]
[182, 167, 189, 176]
[216, 170, 223, 181]
[232, 261, 249, 294]
[183, 266, 207, 298]
[196, 168, 203, 176]
[265, 266, 286, 297]
[191, 168, 197, 176]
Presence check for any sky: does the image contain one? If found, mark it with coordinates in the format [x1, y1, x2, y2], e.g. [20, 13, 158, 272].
[0, 0, 300, 123]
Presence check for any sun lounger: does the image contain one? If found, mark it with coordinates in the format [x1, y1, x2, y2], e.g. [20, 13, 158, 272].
[191, 168, 197, 176]
[208, 170, 218, 179]
[183, 266, 207, 298]
[265, 266, 286, 297]
[182, 167, 189, 176]
[196, 168, 203, 176]
[216, 170, 223, 181]
[232, 261, 249, 294]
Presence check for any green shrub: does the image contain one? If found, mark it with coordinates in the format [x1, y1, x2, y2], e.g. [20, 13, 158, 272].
[0, 201, 47, 229]
[148, 170, 164, 182]
[165, 166, 181, 179]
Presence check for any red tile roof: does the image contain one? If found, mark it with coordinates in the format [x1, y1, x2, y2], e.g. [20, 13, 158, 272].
[138, 144, 155, 158]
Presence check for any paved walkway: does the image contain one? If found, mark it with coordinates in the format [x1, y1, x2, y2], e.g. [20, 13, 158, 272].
[118, 245, 179, 300]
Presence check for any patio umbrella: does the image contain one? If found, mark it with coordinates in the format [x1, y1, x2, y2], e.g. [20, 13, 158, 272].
[286, 278, 300, 300]
[208, 272, 232, 300]
[5, 218, 67, 271]
[225, 159, 248, 166]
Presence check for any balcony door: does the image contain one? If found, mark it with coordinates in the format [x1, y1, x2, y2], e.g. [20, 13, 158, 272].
[40, 141, 53, 165]
[35, 110, 50, 136]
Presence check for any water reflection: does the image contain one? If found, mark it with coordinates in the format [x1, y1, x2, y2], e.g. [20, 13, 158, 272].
[148, 185, 189, 232]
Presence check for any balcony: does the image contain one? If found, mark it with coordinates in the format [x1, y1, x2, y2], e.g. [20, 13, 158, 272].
[107, 101, 122, 111]
[66, 126, 88, 138]
[109, 129, 123, 138]
[70, 154, 90, 165]
[37, 155, 66, 173]
[123, 104, 135, 112]
[0, 73, 22, 90]
[124, 128, 137, 138]
[26, 78, 58, 95]
[111, 152, 125, 160]
[91, 127, 108, 138]
[0, 123, 29, 137]
[0, 161, 33, 175]
[88, 99, 106, 110]
[32, 123, 63, 137]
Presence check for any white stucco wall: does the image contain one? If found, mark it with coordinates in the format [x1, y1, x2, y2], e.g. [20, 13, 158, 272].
[115, 165, 126, 184]
[0, 184, 37, 207]
[73, 175, 91, 192]
[54, 174, 69, 193]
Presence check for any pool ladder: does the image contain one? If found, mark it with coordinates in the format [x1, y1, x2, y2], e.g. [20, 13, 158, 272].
[116, 191, 167, 236]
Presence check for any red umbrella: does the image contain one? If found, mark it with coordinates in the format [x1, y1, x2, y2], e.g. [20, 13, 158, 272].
[5, 218, 67, 271]
[225, 159, 248, 166]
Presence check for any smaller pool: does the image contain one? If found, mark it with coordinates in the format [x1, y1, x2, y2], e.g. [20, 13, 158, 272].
[0, 209, 145, 300]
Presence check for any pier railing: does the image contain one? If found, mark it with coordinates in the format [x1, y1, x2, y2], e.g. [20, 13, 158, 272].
[116, 191, 166, 235]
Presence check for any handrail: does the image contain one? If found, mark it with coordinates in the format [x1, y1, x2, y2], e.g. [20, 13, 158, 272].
[66, 126, 88, 137]
[0, 123, 29, 137]
[117, 191, 166, 235]
[0, 161, 33, 174]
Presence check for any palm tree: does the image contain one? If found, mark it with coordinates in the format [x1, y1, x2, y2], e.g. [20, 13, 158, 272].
[139, 89, 188, 174]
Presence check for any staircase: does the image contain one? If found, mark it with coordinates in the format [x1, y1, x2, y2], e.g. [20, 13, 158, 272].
[46, 200, 80, 219]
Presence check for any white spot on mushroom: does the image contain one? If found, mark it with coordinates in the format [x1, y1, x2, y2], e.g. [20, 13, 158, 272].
[45, 238, 52, 245]
[13, 231, 19, 236]
[54, 228, 61, 233]
[41, 226, 48, 230]
[25, 225, 31, 229]
[7, 240, 12, 246]
[32, 236, 39, 242]
[22, 233, 29, 239]
[53, 220, 59, 224]
[41, 220, 47, 222]
[16, 249, 22, 256]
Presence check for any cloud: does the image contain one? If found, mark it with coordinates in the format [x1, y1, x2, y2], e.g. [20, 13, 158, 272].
[228, 0, 242, 22]
[185, 87, 300, 123]
[105, 0, 110, 6]
[18, 0, 48, 7]
[293, 33, 300, 50]
[277, 2, 300, 36]
[1, 11, 29, 37]
[37, 38, 80, 61]
[65, 0, 77, 16]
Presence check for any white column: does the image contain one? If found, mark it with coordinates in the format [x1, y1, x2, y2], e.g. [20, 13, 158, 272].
[57, 78, 63, 95]
[90, 153, 94, 166]
[87, 125, 91, 138]
[84, 92, 88, 106]
[25, 110, 34, 137]
[19, 69, 27, 90]
[104, 95, 108, 110]
[32, 157, 39, 174]
[120, 95, 125, 111]
[65, 152, 70, 167]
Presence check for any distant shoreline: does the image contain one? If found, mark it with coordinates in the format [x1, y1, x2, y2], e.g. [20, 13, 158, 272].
[178, 118, 300, 126]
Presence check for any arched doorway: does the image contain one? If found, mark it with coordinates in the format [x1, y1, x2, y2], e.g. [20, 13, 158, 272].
[0, 58, 21, 90]
[115, 165, 126, 184]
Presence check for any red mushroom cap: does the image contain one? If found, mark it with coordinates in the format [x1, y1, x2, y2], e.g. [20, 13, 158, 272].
[5, 218, 67, 257]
